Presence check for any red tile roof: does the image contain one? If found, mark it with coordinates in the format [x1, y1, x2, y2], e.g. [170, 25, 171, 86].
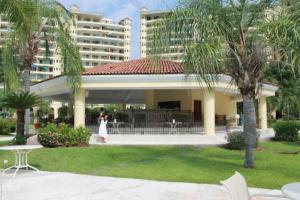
[83, 58, 184, 75]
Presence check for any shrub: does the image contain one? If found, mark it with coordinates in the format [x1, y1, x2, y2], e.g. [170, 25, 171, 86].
[225, 131, 260, 150]
[38, 131, 60, 147]
[13, 134, 27, 145]
[38, 123, 91, 147]
[71, 127, 92, 146]
[0, 118, 16, 135]
[273, 121, 300, 142]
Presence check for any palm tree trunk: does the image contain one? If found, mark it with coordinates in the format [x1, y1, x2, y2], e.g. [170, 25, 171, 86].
[243, 94, 257, 168]
[22, 68, 31, 135]
[16, 109, 25, 136]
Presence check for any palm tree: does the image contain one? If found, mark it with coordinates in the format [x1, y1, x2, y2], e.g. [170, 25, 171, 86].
[265, 64, 300, 119]
[0, 0, 83, 134]
[2, 91, 40, 137]
[149, 0, 300, 168]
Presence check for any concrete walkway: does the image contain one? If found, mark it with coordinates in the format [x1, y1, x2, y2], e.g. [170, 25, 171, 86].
[0, 136, 13, 142]
[90, 134, 228, 145]
[0, 171, 282, 200]
[89, 129, 275, 146]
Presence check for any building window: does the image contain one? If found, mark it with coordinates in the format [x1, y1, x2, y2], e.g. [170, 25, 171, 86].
[158, 101, 181, 110]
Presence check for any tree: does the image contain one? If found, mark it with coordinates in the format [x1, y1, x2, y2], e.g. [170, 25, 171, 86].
[0, 0, 83, 134]
[149, 0, 300, 167]
[265, 64, 300, 119]
[36, 100, 54, 121]
[2, 91, 40, 137]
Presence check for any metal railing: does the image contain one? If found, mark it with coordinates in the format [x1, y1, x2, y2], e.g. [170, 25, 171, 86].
[88, 122, 207, 135]
[86, 109, 229, 135]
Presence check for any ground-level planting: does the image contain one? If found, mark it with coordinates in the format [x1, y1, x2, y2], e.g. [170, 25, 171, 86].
[0, 141, 299, 189]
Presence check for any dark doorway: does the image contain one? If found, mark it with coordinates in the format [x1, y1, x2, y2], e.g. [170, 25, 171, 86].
[194, 100, 202, 122]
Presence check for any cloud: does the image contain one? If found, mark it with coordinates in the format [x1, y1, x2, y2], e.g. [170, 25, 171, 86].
[59, 0, 123, 14]
[109, 2, 137, 21]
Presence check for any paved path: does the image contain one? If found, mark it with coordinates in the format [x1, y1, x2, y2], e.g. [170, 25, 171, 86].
[0, 171, 282, 200]
[0, 136, 13, 142]
[90, 129, 275, 146]
[90, 134, 228, 145]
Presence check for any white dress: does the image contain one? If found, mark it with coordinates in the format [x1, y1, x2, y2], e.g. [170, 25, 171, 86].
[98, 119, 108, 138]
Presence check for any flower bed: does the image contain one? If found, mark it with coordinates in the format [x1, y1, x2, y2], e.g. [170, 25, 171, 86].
[37, 123, 91, 147]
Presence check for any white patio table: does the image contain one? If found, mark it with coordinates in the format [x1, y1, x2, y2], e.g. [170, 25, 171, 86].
[282, 182, 300, 200]
[0, 145, 43, 177]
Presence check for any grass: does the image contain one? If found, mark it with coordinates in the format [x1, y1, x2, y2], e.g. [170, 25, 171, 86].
[0, 140, 11, 147]
[0, 141, 299, 189]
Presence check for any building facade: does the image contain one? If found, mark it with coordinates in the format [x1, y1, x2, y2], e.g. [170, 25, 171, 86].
[140, 7, 184, 62]
[31, 58, 278, 135]
[0, 5, 131, 83]
[70, 5, 131, 68]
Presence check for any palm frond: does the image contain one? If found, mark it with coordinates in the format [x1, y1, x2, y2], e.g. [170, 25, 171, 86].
[2, 91, 40, 110]
[1, 36, 20, 91]
[0, 0, 83, 92]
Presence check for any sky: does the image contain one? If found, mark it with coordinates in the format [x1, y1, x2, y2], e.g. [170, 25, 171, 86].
[58, 0, 178, 59]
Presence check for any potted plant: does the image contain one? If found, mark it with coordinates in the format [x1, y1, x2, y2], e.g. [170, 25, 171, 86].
[33, 117, 41, 129]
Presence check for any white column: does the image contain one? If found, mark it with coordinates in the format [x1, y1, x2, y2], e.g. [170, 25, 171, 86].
[203, 89, 215, 135]
[32, 106, 39, 123]
[51, 101, 61, 119]
[74, 88, 85, 127]
[259, 96, 267, 129]
[53, 107, 58, 119]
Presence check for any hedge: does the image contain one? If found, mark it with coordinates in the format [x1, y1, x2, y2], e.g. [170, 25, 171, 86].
[273, 121, 300, 142]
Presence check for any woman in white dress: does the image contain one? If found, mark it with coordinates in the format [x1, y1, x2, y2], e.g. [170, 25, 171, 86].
[98, 114, 108, 143]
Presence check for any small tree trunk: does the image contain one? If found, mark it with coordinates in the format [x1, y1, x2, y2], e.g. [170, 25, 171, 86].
[243, 94, 257, 168]
[16, 109, 25, 136]
[22, 69, 31, 135]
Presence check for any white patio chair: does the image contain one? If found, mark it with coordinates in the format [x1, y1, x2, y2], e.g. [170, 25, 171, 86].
[221, 172, 288, 200]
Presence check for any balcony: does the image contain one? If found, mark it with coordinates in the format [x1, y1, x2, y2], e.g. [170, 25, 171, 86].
[33, 63, 55, 67]
[76, 27, 125, 35]
[79, 50, 124, 56]
[81, 57, 122, 62]
[76, 34, 124, 42]
[77, 42, 125, 49]
[76, 20, 124, 28]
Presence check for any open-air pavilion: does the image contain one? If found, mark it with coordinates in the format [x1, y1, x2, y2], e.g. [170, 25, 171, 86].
[30, 58, 278, 136]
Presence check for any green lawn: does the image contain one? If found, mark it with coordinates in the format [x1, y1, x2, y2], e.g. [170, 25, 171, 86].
[0, 141, 299, 189]
[0, 140, 11, 146]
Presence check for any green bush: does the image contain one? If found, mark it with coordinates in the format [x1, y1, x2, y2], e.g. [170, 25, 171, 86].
[0, 118, 16, 135]
[225, 131, 260, 150]
[273, 121, 300, 141]
[13, 134, 27, 145]
[38, 123, 91, 147]
[71, 127, 92, 146]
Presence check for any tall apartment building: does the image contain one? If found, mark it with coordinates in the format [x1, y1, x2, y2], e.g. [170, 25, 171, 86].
[70, 5, 131, 68]
[0, 5, 132, 83]
[140, 7, 184, 62]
